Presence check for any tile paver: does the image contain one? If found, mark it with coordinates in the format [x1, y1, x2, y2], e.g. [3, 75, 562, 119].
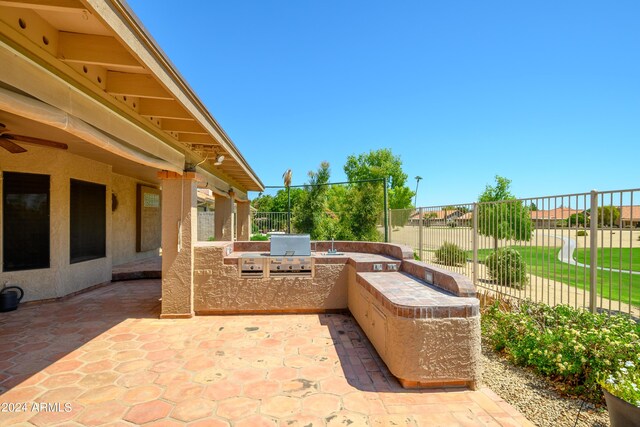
[0, 279, 533, 426]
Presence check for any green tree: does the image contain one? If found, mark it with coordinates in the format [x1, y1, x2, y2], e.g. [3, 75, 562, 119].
[567, 206, 619, 228]
[568, 211, 589, 227]
[251, 194, 273, 212]
[477, 176, 533, 251]
[292, 162, 332, 239]
[251, 189, 304, 212]
[597, 205, 620, 227]
[346, 182, 383, 241]
[343, 148, 414, 209]
[326, 185, 349, 216]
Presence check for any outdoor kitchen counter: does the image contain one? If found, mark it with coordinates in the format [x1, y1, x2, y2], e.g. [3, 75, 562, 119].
[355, 272, 479, 319]
[349, 270, 481, 390]
[194, 241, 481, 389]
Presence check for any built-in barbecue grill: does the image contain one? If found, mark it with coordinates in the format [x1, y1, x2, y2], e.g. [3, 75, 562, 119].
[238, 234, 313, 278]
[239, 254, 265, 277]
[269, 234, 312, 276]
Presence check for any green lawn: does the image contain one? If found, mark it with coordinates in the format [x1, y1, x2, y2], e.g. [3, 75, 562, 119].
[573, 247, 640, 272]
[476, 246, 640, 308]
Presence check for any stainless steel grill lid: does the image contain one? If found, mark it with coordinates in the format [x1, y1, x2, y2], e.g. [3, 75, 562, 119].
[270, 234, 311, 256]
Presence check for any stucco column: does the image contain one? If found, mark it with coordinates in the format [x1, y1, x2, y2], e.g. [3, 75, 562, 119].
[236, 200, 251, 241]
[214, 193, 233, 241]
[158, 171, 198, 318]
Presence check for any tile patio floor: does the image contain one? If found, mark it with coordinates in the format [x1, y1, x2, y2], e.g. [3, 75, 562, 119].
[0, 279, 533, 426]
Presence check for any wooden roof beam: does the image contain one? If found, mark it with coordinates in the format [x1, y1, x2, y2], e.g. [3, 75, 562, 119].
[57, 32, 144, 72]
[178, 133, 217, 145]
[0, 0, 84, 12]
[106, 71, 172, 99]
[161, 118, 207, 134]
[138, 99, 191, 119]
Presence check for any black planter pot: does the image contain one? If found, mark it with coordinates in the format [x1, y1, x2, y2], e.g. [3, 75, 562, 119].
[0, 286, 23, 312]
[603, 388, 640, 427]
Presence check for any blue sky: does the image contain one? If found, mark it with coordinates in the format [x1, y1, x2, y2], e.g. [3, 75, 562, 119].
[127, 0, 639, 206]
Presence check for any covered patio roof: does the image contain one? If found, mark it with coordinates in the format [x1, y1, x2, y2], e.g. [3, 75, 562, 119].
[0, 0, 263, 195]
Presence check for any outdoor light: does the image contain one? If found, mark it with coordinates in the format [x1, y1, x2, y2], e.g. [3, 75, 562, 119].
[214, 154, 225, 165]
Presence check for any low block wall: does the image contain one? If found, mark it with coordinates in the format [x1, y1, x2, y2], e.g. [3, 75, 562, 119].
[348, 273, 481, 389]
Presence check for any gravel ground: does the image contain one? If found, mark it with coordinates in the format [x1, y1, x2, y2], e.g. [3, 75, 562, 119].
[481, 343, 610, 427]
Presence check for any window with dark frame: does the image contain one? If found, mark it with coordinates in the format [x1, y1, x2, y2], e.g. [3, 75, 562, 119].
[70, 179, 106, 263]
[3, 172, 50, 271]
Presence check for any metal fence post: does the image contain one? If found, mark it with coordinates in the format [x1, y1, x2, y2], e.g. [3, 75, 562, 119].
[383, 178, 389, 242]
[472, 202, 479, 286]
[418, 207, 424, 261]
[589, 190, 598, 313]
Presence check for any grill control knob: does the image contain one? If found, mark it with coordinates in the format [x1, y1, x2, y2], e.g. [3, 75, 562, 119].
[277, 266, 281, 270]
[288, 265, 293, 270]
[250, 266, 254, 270]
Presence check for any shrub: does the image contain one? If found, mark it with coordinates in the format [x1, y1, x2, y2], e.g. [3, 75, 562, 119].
[434, 242, 466, 266]
[413, 250, 421, 261]
[485, 248, 528, 288]
[482, 301, 640, 402]
[250, 234, 269, 241]
[576, 230, 588, 237]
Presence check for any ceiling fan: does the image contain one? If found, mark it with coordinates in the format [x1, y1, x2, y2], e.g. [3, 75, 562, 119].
[0, 123, 68, 154]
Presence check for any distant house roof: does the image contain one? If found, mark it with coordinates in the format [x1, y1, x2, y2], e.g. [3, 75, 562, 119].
[530, 208, 580, 220]
[409, 209, 461, 220]
[458, 212, 473, 220]
[620, 206, 640, 221]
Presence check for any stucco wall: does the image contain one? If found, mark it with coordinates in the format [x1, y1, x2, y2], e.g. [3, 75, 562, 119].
[0, 147, 157, 302]
[111, 173, 160, 266]
[384, 313, 481, 387]
[0, 147, 111, 301]
[193, 244, 349, 313]
[347, 277, 481, 388]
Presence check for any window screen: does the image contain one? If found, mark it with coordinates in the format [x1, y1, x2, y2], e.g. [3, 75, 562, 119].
[3, 172, 50, 271]
[70, 179, 106, 263]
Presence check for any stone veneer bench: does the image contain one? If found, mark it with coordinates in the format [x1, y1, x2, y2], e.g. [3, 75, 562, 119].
[194, 240, 481, 389]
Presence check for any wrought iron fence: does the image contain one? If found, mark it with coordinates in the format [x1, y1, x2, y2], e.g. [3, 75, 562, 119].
[389, 188, 640, 317]
[251, 211, 291, 234]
